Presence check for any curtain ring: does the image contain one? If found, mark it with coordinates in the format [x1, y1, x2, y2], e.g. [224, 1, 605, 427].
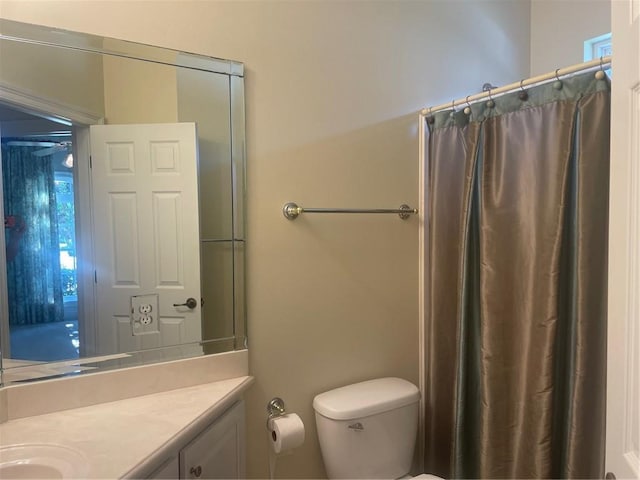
[595, 56, 606, 80]
[426, 106, 435, 125]
[518, 79, 529, 101]
[464, 95, 472, 115]
[553, 68, 563, 90]
[486, 88, 494, 108]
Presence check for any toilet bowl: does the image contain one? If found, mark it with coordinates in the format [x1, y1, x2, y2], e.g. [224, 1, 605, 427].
[313, 377, 444, 479]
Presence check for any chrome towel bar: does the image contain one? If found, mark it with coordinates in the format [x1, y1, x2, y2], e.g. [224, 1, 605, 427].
[282, 202, 417, 220]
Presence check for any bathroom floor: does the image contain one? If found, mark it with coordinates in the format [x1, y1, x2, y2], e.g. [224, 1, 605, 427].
[9, 301, 79, 362]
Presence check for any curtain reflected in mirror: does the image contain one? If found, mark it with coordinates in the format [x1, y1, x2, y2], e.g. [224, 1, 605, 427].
[2, 142, 79, 361]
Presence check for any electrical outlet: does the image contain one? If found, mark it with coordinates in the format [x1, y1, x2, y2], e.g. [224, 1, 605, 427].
[131, 294, 159, 336]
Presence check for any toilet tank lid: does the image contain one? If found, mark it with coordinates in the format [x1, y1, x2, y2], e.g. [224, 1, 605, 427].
[312, 377, 420, 420]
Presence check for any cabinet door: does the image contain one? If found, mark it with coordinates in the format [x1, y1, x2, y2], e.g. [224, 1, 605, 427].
[147, 456, 179, 479]
[180, 400, 246, 479]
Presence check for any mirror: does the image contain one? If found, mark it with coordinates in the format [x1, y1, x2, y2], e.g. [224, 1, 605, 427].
[0, 19, 246, 384]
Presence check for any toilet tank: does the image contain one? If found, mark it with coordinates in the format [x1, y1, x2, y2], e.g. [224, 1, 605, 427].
[313, 377, 420, 479]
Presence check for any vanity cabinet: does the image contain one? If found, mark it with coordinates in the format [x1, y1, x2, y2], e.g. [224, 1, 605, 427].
[147, 400, 246, 480]
[181, 400, 246, 479]
[147, 456, 179, 479]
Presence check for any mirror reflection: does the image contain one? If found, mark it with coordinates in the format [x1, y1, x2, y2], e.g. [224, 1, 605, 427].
[0, 20, 246, 383]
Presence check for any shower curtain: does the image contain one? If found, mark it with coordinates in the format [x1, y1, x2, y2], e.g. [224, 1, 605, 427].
[424, 72, 609, 479]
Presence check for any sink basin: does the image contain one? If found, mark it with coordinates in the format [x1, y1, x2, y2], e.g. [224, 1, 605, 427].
[0, 444, 89, 479]
[1, 463, 64, 479]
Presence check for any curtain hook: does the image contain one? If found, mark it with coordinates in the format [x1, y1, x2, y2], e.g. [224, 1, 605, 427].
[464, 95, 472, 115]
[553, 68, 563, 90]
[518, 79, 529, 101]
[595, 56, 606, 80]
[449, 99, 456, 118]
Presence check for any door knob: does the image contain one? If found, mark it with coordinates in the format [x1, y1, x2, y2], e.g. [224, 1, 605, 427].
[173, 297, 198, 309]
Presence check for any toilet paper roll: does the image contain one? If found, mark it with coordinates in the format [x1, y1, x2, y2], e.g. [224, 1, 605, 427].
[270, 413, 305, 454]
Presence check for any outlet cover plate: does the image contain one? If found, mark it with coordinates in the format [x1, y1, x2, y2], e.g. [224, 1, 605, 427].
[131, 294, 159, 336]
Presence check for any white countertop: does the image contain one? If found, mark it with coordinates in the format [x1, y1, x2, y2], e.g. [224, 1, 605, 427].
[0, 375, 254, 479]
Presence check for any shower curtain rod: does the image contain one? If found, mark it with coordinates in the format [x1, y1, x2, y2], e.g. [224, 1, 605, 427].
[421, 56, 611, 116]
[4, 140, 66, 147]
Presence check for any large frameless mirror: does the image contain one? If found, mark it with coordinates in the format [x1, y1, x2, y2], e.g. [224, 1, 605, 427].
[0, 19, 246, 384]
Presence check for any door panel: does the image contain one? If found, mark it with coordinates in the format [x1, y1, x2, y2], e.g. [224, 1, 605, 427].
[110, 193, 140, 285]
[153, 192, 183, 286]
[90, 123, 202, 356]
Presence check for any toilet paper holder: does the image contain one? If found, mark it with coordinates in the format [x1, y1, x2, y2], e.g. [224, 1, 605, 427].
[266, 397, 286, 430]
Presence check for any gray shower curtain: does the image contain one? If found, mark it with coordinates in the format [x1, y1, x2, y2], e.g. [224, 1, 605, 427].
[424, 72, 609, 479]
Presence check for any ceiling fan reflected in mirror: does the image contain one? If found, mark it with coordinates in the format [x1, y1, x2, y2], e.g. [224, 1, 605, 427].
[5, 139, 72, 166]
[32, 141, 71, 157]
[30, 141, 73, 168]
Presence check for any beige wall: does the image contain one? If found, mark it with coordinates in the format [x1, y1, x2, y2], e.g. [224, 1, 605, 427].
[0, 1, 530, 478]
[176, 68, 236, 341]
[530, 0, 611, 75]
[102, 51, 178, 124]
[0, 35, 105, 117]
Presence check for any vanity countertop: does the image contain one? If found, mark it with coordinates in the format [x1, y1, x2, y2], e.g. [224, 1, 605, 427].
[0, 375, 254, 479]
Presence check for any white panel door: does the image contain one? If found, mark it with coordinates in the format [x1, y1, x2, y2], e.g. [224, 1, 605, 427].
[90, 123, 202, 355]
[607, 1, 640, 478]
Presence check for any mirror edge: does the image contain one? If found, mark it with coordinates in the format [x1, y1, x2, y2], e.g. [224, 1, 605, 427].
[0, 18, 244, 76]
[231, 76, 247, 350]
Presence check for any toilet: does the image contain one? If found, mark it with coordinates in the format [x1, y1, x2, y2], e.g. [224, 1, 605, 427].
[313, 377, 442, 479]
